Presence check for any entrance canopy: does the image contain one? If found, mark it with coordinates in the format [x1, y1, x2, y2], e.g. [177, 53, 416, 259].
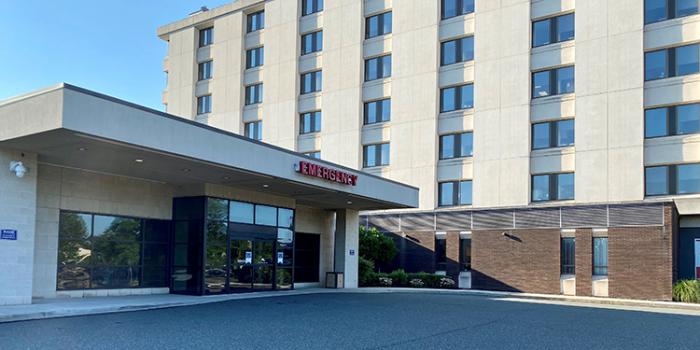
[0, 84, 418, 211]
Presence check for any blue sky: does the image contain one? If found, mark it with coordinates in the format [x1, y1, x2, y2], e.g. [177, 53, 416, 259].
[0, 0, 232, 111]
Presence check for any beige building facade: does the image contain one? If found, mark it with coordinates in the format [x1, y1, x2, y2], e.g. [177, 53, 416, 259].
[158, 0, 700, 300]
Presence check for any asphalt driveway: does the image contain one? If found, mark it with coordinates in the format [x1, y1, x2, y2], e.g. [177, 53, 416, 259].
[0, 292, 699, 349]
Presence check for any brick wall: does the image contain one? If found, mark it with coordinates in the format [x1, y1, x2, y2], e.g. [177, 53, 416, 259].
[472, 229, 561, 294]
[575, 229, 593, 296]
[446, 232, 461, 280]
[608, 205, 675, 301]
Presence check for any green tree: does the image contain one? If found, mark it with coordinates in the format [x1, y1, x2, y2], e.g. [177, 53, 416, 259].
[359, 226, 397, 271]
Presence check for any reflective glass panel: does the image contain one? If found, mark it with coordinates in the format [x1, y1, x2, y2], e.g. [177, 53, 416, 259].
[532, 71, 551, 98]
[645, 166, 669, 196]
[59, 212, 92, 240]
[230, 201, 254, 224]
[677, 104, 700, 135]
[459, 180, 473, 205]
[676, 44, 700, 77]
[441, 40, 457, 66]
[532, 19, 551, 47]
[255, 205, 277, 226]
[439, 182, 455, 206]
[557, 14, 575, 42]
[441, 87, 457, 112]
[676, 0, 699, 17]
[558, 120, 575, 146]
[532, 175, 550, 202]
[557, 173, 575, 200]
[532, 122, 551, 149]
[460, 84, 474, 109]
[440, 134, 455, 159]
[645, 107, 669, 138]
[645, 50, 668, 80]
[677, 164, 700, 194]
[460, 132, 473, 157]
[645, 0, 668, 23]
[278, 208, 294, 228]
[557, 66, 575, 94]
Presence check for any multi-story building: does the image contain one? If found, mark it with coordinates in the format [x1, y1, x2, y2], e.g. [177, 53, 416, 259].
[157, 0, 700, 300]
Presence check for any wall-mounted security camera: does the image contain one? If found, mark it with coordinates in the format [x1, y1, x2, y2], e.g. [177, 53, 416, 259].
[9, 161, 28, 178]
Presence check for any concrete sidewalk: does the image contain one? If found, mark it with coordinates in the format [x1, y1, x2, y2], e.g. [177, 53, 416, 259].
[2, 287, 700, 323]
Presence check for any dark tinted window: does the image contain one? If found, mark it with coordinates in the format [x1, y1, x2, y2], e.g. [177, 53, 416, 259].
[247, 11, 265, 33]
[363, 143, 390, 167]
[246, 47, 264, 69]
[300, 111, 322, 134]
[245, 83, 263, 105]
[442, 0, 475, 20]
[645, 44, 700, 81]
[440, 84, 474, 112]
[301, 31, 323, 55]
[302, 0, 323, 16]
[199, 27, 213, 47]
[532, 13, 575, 48]
[366, 12, 392, 39]
[365, 55, 392, 81]
[435, 237, 447, 271]
[561, 238, 575, 275]
[593, 237, 608, 276]
[441, 36, 474, 66]
[364, 98, 391, 124]
[301, 70, 322, 94]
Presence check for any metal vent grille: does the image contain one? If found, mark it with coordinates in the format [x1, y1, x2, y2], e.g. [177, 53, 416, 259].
[562, 206, 608, 228]
[367, 214, 400, 232]
[436, 211, 471, 231]
[515, 207, 561, 228]
[400, 212, 435, 231]
[608, 203, 664, 227]
[473, 210, 514, 230]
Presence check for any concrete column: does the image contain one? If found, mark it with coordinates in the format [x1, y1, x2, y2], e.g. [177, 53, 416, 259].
[334, 209, 359, 288]
[0, 149, 38, 305]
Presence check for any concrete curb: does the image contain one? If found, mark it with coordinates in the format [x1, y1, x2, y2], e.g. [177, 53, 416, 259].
[355, 287, 700, 311]
[2, 287, 699, 323]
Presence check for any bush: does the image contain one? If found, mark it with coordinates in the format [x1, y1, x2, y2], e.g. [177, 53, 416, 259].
[406, 272, 457, 289]
[409, 279, 425, 288]
[378, 276, 393, 287]
[359, 226, 397, 270]
[439, 277, 456, 288]
[673, 280, 700, 303]
[358, 257, 376, 287]
[389, 269, 408, 287]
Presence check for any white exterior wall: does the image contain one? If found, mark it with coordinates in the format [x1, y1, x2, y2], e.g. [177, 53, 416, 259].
[160, 1, 700, 213]
[0, 149, 38, 305]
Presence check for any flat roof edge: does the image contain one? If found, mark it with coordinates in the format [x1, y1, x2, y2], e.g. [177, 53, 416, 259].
[157, 1, 251, 40]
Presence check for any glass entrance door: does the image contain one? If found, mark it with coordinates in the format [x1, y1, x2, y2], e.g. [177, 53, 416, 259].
[229, 239, 275, 291]
[230, 239, 253, 292]
[253, 240, 274, 290]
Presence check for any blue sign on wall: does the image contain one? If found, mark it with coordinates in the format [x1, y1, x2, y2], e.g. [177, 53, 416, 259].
[1, 229, 17, 240]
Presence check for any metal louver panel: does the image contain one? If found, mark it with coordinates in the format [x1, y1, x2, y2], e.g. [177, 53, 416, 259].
[436, 211, 471, 231]
[561, 206, 608, 228]
[515, 207, 561, 228]
[608, 203, 664, 227]
[400, 212, 435, 231]
[367, 214, 400, 232]
[473, 210, 514, 230]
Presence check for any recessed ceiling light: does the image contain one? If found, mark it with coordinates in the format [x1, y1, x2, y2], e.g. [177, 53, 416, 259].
[135, 159, 144, 163]
[181, 168, 191, 172]
[223, 176, 231, 180]
[347, 201, 353, 205]
[262, 184, 269, 188]
[78, 147, 87, 151]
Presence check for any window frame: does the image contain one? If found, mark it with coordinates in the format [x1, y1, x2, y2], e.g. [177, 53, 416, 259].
[364, 98, 391, 125]
[645, 103, 700, 138]
[531, 119, 575, 150]
[645, 163, 700, 196]
[439, 132, 474, 160]
[441, 36, 475, 66]
[300, 111, 322, 134]
[645, 0, 700, 24]
[301, 30, 323, 55]
[532, 13, 575, 48]
[244, 83, 263, 105]
[363, 142, 390, 168]
[302, 0, 324, 16]
[531, 173, 575, 202]
[247, 10, 265, 33]
[245, 46, 264, 69]
[645, 44, 700, 81]
[244, 120, 263, 140]
[197, 94, 212, 115]
[199, 27, 213, 47]
[198, 60, 213, 81]
[438, 180, 473, 207]
[365, 11, 392, 39]
[531, 66, 575, 99]
[592, 237, 608, 276]
[300, 70, 323, 94]
[440, 83, 475, 113]
[560, 237, 576, 275]
[364, 54, 392, 82]
[459, 237, 472, 271]
[441, 0, 476, 20]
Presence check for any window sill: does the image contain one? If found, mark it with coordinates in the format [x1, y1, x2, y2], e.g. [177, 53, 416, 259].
[362, 122, 390, 132]
[298, 132, 320, 140]
[299, 92, 321, 101]
[300, 51, 322, 59]
[645, 133, 700, 147]
[439, 109, 475, 120]
[362, 165, 389, 171]
[529, 199, 575, 206]
[440, 12, 475, 26]
[364, 33, 392, 45]
[560, 274, 575, 280]
[531, 93, 575, 105]
[436, 204, 473, 210]
[439, 61, 475, 74]
[363, 78, 392, 88]
[438, 157, 473, 167]
[531, 146, 575, 157]
[644, 13, 700, 33]
[644, 193, 700, 201]
[245, 66, 263, 74]
[644, 73, 700, 90]
[531, 40, 575, 55]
